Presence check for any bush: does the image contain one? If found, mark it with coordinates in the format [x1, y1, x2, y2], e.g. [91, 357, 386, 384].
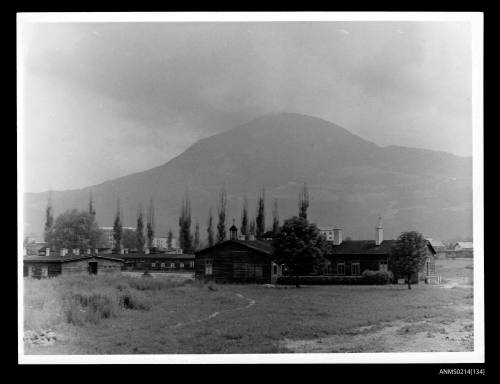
[361, 270, 392, 285]
[64, 291, 119, 325]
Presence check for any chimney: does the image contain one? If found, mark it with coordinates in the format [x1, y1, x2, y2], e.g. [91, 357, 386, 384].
[145, 248, 150, 254]
[94, 248, 99, 255]
[333, 228, 343, 245]
[73, 248, 80, 256]
[249, 234, 256, 241]
[87, 248, 91, 255]
[45, 247, 50, 256]
[375, 216, 383, 246]
[60, 248, 67, 256]
[120, 248, 125, 255]
[124, 248, 129, 254]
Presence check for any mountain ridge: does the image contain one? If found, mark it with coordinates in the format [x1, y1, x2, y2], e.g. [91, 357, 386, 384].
[23, 113, 472, 242]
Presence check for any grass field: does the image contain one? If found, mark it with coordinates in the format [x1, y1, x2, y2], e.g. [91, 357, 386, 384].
[23, 259, 474, 354]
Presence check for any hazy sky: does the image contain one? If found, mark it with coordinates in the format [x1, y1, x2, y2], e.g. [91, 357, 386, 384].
[20, 21, 472, 193]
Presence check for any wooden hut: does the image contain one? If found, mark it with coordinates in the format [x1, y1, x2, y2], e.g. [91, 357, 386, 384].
[194, 239, 281, 284]
[23, 249, 124, 279]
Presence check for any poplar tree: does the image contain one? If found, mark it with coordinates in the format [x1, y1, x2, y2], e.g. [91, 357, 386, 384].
[207, 208, 214, 247]
[298, 182, 309, 220]
[272, 198, 280, 235]
[147, 198, 155, 249]
[113, 198, 123, 251]
[44, 192, 54, 245]
[178, 192, 192, 252]
[217, 187, 227, 243]
[88, 192, 96, 218]
[255, 188, 266, 239]
[194, 220, 201, 251]
[136, 204, 145, 251]
[240, 195, 249, 240]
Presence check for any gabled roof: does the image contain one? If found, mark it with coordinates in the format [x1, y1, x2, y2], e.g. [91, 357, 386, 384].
[195, 239, 273, 256]
[427, 239, 445, 249]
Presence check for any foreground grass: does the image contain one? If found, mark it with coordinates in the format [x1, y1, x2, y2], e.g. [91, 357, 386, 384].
[24, 260, 473, 354]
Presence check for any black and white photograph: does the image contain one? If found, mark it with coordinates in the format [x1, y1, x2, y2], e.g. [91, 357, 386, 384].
[17, 12, 484, 364]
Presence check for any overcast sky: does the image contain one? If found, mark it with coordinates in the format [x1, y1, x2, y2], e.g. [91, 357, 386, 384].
[20, 21, 472, 193]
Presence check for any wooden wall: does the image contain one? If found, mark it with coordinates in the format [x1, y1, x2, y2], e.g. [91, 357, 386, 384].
[195, 242, 272, 284]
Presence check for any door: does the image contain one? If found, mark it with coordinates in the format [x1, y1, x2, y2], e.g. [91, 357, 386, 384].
[88, 261, 98, 275]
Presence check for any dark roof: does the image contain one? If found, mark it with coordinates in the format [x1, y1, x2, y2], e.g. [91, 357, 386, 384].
[24, 255, 124, 263]
[195, 239, 273, 256]
[120, 253, 195, 260]
[328, 239, 435, 256]
[328, 240, 396, 255]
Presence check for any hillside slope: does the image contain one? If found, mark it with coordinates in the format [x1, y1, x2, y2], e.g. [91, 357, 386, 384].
[23, 113, 472, 242]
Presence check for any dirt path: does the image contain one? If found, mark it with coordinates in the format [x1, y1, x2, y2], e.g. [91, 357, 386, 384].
[167, 292, 256, 329]
[281, 316, 473, 353]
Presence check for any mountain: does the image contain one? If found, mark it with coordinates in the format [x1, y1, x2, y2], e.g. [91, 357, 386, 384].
[23, 113, 473, 242]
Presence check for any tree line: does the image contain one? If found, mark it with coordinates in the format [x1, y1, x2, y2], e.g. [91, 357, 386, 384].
[38, 184, 429, 289]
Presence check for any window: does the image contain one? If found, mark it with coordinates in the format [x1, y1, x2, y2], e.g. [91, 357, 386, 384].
[180, 262, 184, 269]
[28, 266, 34, 278]
[379, 260, 388, 272]
[170, 262, 175, 268]
[273, 264, 278, 275]
[351, 261, 360, 276]
[190, 261, 194, 268]
[337, 262, 345, 275]
[160, 263, 165, 268]
[41, 266, 48, 278]
[151, 262, 156, 268]
[205, 260, 213, 275]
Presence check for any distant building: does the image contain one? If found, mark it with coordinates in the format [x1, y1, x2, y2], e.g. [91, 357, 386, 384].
[100, 226, 136, 249]
[121, 250, 195, 272]
[319, 227, 343, 244]
[152, 236, 177, 250]
[452, 242, 473, 258]
[24, 248, 124, 278]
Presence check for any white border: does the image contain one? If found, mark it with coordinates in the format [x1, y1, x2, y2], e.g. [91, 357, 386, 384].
[17, 12, 484, 364]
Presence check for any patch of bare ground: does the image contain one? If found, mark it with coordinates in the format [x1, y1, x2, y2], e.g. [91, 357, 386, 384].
[280, 316, 473, 353]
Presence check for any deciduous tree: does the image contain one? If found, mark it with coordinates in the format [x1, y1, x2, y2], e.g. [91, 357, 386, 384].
[51, 209, 104, 250]
[272, 216, 324, 287]
[390, 231, 429, 289]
